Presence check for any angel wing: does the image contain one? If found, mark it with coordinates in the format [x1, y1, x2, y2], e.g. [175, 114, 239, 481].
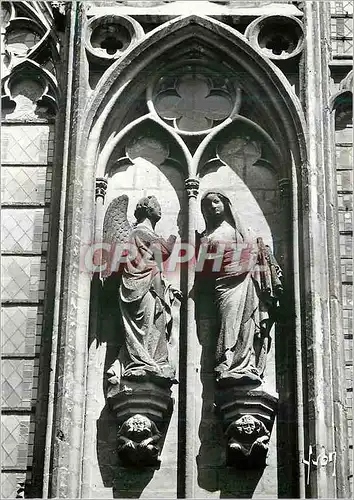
[102, 194, 132, 278]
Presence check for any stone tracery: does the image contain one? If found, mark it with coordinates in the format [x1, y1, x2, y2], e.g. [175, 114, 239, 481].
[154, 74, 233, 132]
[1, 1, 351, 498]
[148, 61, 242, 136]
[1, 2, 60, 119]
[94, 14, 290, 471]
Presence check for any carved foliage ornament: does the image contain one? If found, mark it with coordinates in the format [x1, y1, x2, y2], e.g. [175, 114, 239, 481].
[185, 178, 200, 199]
[95, 177, 108, 201]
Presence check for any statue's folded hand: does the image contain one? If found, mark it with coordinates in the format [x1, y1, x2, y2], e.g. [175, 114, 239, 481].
[118, 437, 135, 449]
[125, 440, 135, 449]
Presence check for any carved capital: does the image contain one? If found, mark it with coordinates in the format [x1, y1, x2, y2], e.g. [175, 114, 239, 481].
[185, 178, 199, 199]
[96, 177, 108, 201]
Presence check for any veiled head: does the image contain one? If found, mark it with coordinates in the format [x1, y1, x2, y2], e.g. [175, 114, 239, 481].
[201, 192, 226, 220]
[201, 190, 235, 229]
[200, 190, 247, 241]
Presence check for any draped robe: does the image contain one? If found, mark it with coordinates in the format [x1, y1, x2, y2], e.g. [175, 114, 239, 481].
[198, 219, 282, 383]
[118, 223, 176, 381]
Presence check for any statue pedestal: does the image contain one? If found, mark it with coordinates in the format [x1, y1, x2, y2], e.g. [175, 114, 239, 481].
[215, 384, 278, 469]
[107, 378, 174, 425]
[107, 378, 174, 467]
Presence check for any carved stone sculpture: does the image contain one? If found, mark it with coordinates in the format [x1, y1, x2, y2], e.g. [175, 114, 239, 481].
[197, 190, 283, 387]
[104, 194, 181, 466]
[104, 194, 181, 385]
[117, 414, 162, 467]
[197, 189, 282, 467]
[225, 415, 270, 468]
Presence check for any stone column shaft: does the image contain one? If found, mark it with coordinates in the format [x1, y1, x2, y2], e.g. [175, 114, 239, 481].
[184, 178, 200, 498]
[48, 2, 91, 497]
[321, 6, 350, 499]
[301, 2, 348, 497]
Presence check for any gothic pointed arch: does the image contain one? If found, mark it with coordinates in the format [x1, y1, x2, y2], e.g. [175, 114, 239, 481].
[96, 114, 192, 178]
[73, 12, 312, 500]
[7, 3, 349, 498]
[2, 59, 59, 119]
[330, 70, 353, 129]
[82, 14, 307, 176]
[194, 115, 283, 177]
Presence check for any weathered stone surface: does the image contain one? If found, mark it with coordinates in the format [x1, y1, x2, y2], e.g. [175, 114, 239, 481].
[1, 1, 352, 498]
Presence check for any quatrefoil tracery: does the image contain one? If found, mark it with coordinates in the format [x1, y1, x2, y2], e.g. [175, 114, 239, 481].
[148, 64, 242, 136]
[154, 74, 232, 132]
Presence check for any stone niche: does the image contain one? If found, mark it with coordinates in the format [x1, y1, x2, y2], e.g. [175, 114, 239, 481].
[85, 33, 295, 497]
[194, 133, 283, 497]
[89, 126, 187, 498]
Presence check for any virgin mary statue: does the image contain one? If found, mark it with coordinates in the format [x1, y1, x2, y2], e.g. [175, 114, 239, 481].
[197, 190, 283, 386]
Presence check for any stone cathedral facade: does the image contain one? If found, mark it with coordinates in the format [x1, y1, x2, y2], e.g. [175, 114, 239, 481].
[1, 1, 353, 498]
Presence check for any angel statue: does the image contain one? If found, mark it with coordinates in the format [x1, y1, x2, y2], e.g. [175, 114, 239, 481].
[103, 194, 181, 386]
[197, 190, 283, 387]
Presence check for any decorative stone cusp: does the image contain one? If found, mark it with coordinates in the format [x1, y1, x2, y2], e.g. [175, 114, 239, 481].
[147, 61, 241, 135]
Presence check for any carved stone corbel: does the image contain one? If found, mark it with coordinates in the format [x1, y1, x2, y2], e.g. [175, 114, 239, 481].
[215, 386, 278, 469]
[116, 414, 161, 467]
[107, 380, 174, 468]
